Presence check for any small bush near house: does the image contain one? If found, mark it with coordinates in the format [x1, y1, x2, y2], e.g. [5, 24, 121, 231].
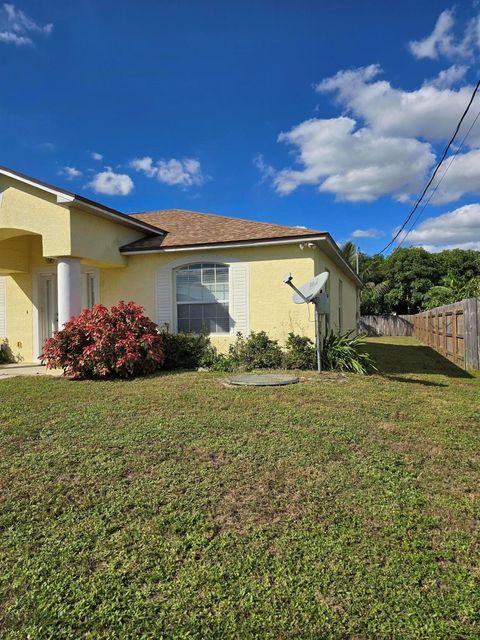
[0, 339, 14, 364]
[283, 333, 317, 370]
[160, 331, 218, 370]
[207, 353, 236, 372]
[228, 331, 284, 370]
[322, 330, 376, 374]
[160, 329, 375, 374]
[42, 301, 164, 380]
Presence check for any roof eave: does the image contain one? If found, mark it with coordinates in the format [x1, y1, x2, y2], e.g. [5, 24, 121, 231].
[0, 166, 165, 237]
[120, 233, 327, 253]
[120, 233, 363, 288]
[317, 235, 364, 288]
[70, 197, 166, 235]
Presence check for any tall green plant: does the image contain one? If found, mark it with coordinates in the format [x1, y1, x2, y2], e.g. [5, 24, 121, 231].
[340, 240, 358, 270]
[283, 333, 317, 370]
[228, 331, 283, 370]
[423, 271, 480, 309]
[321, 331, 376, 374]
[0, 339, 14, 365]
[461, 276, 480, 299]
[359, 247, 480, 315]
[160, 331, 216, 370]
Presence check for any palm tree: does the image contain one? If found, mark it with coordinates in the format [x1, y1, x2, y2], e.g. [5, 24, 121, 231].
[340, 242, 397, 314]
[461, 276, 480, 299]
[424, 272, 480, 309]
[340, 241, 358, 271]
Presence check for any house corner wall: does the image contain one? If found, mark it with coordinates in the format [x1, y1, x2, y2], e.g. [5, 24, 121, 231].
[314, 247, 359, 334]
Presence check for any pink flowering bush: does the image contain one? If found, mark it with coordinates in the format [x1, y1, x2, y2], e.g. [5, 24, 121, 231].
[42, 301, 164, 379]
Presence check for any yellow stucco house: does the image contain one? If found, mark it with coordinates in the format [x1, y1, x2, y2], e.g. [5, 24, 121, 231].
[0, 166, 362, 363]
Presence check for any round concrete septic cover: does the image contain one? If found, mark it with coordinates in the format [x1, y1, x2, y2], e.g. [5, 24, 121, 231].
[225, 373, 299, 387]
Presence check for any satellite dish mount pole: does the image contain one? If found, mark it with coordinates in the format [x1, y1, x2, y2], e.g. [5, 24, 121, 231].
[283, 271, 329, 375]
[314, 297, 322, 373]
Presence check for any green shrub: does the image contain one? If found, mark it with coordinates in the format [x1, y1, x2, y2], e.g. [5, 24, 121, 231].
[283, 333, 317, 370]
[321, 330, 376, 374]
[161, 331, 216, 370]
[160, 329, 375, 375]
[207, 354, 236, 372]
[0, 340, 14, 365]
[228, 331, 283, 370]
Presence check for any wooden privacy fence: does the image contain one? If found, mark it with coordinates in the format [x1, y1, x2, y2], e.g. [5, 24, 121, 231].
[359, 315, 414, 337]
[412, 298, 480, 371]
[359, 299, 480, 370]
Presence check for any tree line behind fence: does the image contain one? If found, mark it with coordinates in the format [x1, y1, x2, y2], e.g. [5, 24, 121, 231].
[359, 298, 480, 371]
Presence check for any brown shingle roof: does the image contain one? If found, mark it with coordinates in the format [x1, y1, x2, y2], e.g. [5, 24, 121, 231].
[121, 209, 325, 252]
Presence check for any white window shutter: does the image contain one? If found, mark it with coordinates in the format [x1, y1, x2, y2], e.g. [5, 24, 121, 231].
[0, 277, 6, 338]
[156, 267, 173, 331]
[230, 264, 249, 335]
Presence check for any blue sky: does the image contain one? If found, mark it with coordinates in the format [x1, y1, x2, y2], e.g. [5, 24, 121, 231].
[1, 1, 480, 253]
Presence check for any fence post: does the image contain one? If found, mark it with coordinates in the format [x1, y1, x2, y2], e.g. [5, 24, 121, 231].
[442, 307, 447, 358]
[464, 298, 480, 370]
[452, 305, 457, 366]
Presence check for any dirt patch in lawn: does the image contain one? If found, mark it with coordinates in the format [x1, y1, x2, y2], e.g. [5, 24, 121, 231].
[214, 462, 323, 533]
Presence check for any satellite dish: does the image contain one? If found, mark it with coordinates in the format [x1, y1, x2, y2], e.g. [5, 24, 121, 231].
[282, 270, 330, 373]
[292, 272, 329, 304]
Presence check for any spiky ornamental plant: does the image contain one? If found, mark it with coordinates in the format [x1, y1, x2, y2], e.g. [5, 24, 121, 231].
[321, 330, 377, 374]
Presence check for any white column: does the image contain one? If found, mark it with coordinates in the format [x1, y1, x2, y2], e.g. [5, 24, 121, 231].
[57, 258, 82, 327]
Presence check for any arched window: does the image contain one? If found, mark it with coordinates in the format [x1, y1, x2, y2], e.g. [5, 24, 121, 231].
[175, 263, 230, 334]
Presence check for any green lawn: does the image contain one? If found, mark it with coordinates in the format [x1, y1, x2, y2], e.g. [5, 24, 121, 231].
[0, 337, 479, 639]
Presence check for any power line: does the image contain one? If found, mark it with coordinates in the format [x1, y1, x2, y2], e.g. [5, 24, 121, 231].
[399, 106, 480, 246]
[377, 77, 480, 255]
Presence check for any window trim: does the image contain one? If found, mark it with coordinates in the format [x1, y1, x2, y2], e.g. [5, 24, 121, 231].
[174, 262, 231, 336]
[82, 268, 100, 310]
[156, 254, 250, 337]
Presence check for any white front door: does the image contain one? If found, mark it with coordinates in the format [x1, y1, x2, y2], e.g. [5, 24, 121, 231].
[38, 273, 58, 348]
[35, 268, 99, 360]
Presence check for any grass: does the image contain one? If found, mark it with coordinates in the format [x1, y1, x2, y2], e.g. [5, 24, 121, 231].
[0, 337, 479, 639]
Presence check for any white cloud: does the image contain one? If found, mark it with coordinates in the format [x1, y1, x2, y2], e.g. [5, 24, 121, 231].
[268, 63, 480, 203]
[0, 3, 53, 47]
[274, 116, 434, 202]
[253, 154, 276, 182]
[428, 148, 480, 204]
[89, 169, 133, 196]
[130, 156, 157, 177]
[424, 64, 468, 89]
[91, 151, 103, 161]
[157, 159, 204, 187]
[61, 166, 82, 180]
[0, 30, 27, 44]
[421, 241, 480, 252]
[351, 228, 384, 238]
[316, 65, 479, 144]
[404, 203, 480, 251]
[258, 12, 480, 206]
[35, 141, 55, 152]
[408, 9, 479, 61]
[408, 9, 457, 60]
[130, 156, 206, 187]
